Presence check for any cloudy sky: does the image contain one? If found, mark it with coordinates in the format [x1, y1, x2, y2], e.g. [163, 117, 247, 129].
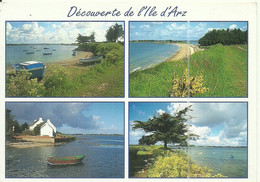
[129, 102, 247, 146]
[6, 102, 124, 135]
[6, 21, 124, 44]
[130, 21, 247, 40]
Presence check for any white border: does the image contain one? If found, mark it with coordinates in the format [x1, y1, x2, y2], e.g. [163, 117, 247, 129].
[0, 0, 258, 181]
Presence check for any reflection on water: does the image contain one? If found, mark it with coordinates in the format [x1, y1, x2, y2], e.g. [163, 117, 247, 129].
[6, 135, 124, 178]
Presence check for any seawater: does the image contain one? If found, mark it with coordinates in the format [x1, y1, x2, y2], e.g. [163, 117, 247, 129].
[188, 146, 247, 178]
[129, 43, 179, 72]
[6, 135, 124, 178]
[6, 44, 77, 65]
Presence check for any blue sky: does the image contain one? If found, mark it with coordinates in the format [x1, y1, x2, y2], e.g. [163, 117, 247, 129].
[130, 21, 247, 40]
[6, 22, 124, 44]
[129, 102, 247, 146]
[6, 102, 124, 135]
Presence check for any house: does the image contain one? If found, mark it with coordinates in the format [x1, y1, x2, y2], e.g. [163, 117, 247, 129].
[29, 117, 44, 131]
[40, 119, 56, 137]
[29, 117, 56, 137]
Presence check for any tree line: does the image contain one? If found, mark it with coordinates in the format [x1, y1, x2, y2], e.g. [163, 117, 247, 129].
[198, 28, 247, 46]
[6, 109, 28, 134]
[76, 23, 123, 44]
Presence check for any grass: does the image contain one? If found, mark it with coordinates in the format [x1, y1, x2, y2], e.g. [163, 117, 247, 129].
[129, 44, 247, 97]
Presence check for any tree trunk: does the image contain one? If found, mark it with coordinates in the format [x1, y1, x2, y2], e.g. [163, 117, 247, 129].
[164, 141, 167, 150]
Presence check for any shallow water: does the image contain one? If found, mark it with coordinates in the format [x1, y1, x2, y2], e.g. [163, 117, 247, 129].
[188, 146, 247, 177]
[6, 44, 77, 65]
[6, 135, 124, 178]
[129, 42, 179, 72]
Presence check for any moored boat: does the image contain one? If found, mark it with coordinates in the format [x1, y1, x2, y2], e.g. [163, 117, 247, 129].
[13, 61, 46, 79]
[47, 155, 85, 166]
[43, 52, 52, 55]
[26, 52, 34, 54]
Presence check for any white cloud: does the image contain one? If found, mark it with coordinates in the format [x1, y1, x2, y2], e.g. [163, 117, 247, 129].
[7, 22, 123, 44]
[157, 109, 165, 115]
[229, 24, 238, 29]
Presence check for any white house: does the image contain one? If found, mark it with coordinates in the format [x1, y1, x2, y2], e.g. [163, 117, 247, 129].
[40, 119, 56, 137]
[29, 117, 56, 137]
[29, 117, 44, 131]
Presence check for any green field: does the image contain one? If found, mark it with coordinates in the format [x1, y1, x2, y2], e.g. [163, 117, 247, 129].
[129, 44, 247, 97]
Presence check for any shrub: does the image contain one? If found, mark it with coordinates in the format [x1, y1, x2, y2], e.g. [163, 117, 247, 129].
[43, 65, 75, 96]
[147, 151, 225, 178]
[170, 69, 209, 97]
[6, 70, 45, 97]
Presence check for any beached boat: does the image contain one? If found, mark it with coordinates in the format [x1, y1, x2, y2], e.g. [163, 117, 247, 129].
[43, 52, 52, 55]
[78, 55, 104, 64]
[72, 51, 77, 56]
[47, 155, 85, 166]
[13, 61, 46, 79]
[26, 52, 34, 54]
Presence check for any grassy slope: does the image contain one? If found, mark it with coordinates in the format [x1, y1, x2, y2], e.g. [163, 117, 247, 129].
[44, 60, 124, 97]
[129, 44, 247, 97]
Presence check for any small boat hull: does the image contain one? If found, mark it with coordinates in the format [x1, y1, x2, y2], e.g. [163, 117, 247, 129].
[13, 61, 46, 79]
[47, 155, 85, 166]
[78, 55, 104, 64]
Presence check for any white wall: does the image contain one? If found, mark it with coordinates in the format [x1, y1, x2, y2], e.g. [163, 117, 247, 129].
[40, 124, 54, 137]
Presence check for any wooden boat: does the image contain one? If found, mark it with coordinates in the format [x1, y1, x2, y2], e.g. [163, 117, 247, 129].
[43, 52, 52, 55]
[13, 61, 46, 79]
[47, 155, 85, 166]
[26, 52, 34, 54]
[78, 55, 104, 64]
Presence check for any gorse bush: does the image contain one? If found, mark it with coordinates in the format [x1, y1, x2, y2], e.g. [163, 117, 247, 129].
[147, 151, 225, 178]
[170, 69, 209, 97]
[6, 70, 45, 97]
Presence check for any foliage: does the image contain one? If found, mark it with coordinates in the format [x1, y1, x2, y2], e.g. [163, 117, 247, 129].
[43, 65, 75, 97]
[147, 151, 226, 178]
[170, 69, 209, 97]
[6, 70, 45, 97]
[105, 23, 124, 42]
[198, 28, 247, 46]
[132, 107, 198, 149]
[6, 109, 28, 134]
[76, 32, 95, 44]
[33, 122, 45, 135]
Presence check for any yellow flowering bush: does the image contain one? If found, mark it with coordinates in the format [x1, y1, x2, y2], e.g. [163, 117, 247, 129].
[170, 69, 209, 97]
[147, 151, 225, 178]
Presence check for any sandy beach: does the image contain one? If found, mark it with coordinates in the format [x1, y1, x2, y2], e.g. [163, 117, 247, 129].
[167, 43, 202, 62]
[47, 51, 93, 67]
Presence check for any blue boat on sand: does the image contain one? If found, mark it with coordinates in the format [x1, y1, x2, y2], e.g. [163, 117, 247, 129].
[13, 61, 46, 80]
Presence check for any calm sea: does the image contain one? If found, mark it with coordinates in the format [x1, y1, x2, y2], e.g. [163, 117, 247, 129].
[6, 44, 77, 65]
[129, 43, 179, 72]
[188, 146, 247, 178]
[6, 135, 124, 178]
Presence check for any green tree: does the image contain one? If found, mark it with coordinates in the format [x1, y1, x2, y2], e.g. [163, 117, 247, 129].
[76, 32, 95, 44]
[6, 109, 21, 133]
[105, 23, 124, 42]
[132, 106, 198, 149]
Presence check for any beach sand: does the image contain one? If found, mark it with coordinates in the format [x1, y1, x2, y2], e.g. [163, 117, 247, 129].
[167, 43, 202, 62]
[47, 51, 93, 67]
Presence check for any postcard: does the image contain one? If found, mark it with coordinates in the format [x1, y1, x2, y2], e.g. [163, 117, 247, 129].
[0, 0, 258, 181]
